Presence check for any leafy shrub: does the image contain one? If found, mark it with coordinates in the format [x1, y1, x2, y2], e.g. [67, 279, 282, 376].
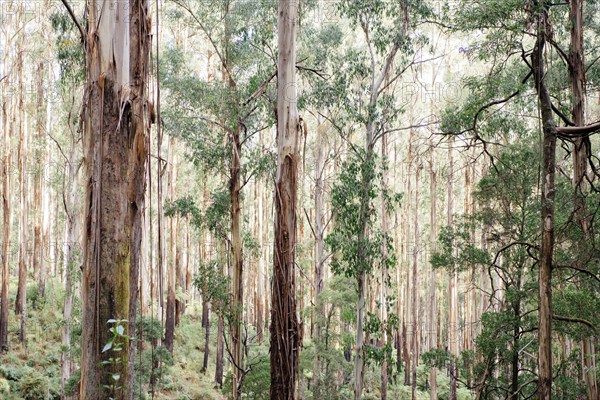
[17, 367, 49, 400]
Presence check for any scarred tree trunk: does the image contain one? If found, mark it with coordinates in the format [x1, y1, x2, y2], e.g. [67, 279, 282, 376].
[270, 0, 301, 397]
[78, 0, 150, 397]
[532, 10, 556, 400]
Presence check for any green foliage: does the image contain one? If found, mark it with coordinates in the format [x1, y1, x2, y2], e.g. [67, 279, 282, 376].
[49, 11, 85, 84]
[164, 195, 202, 227]
[239, 347, 270, 400]
[327, 150, 395, 278]
[26, 283, 44, 311]
[193, 259, 230, 315]
[100, 319, 131, 397]
[64, 369, 80, 397]
[16, 367, 51, 400]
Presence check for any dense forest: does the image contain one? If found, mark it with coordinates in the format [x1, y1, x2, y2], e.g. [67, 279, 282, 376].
[0, 0, 599, 399]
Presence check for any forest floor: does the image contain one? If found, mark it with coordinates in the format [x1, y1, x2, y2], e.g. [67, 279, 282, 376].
[0, 279, 473, 399]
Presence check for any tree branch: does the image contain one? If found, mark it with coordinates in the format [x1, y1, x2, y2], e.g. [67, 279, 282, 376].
[552, 315, 597, 332]
[60, 0, 86, 43]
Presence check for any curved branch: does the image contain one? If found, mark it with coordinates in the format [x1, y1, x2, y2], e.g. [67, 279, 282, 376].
[552, 315, 597, 332]
[554, 264, 600, 284]
[60, 0, 86, 43]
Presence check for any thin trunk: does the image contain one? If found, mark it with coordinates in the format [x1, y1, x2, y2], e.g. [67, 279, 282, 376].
[61, 138, 81, 399]
[568, 2, 597, 398]
[15, 47, 28, 345]
[34, 61, 44, 297]
[202, 303, 210, 372]
[0, 8, 12, 350]
[165, 142, 176, 353]
[380, 134, 389, 400]
[215, 313, 224, 387]
[429, 139, 438, 400]
[313, 116, 326, 397]
[404, 134, 413, 388]
[270, 1, 301, 397]
[532, 12, 556, 400]
[230, 122, 243, 399]
[175, 214, 182, 324]
[411, 159, 420, 400]
[448, 137, 457, 400]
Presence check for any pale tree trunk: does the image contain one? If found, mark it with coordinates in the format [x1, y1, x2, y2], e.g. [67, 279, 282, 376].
[428, 139, 438, 400]
[532, 12, 556, 400]
[15, 47, 28, 345]
[78, 0, 150, 397]
[394, 144, 402, 376]
[33, 61, 44, 297]
[312, 116, 327, 397]
[354, 36, 400, 398]
[61, 134, 82, 399]
[175, 214, 182, 323]
[255, 147, 265, 342]
[568, 2, 597, 398]
[380, 133, 389, 400]
[270, 1, 301, 397]
[0, 7, 13, 350]
[403, 133, 413, 388]
[448, 137, 457, 400]
[185, 217, 191, 309]
[411, 156, 420, 400]
[215, 242, 225, 388]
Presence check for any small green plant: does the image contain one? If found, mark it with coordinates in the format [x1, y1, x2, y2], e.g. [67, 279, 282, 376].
[100, 319, 131, 399]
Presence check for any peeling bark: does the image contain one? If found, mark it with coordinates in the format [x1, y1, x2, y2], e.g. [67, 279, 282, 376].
[79, 0, 150, 397]
[270, 1, 301, 397]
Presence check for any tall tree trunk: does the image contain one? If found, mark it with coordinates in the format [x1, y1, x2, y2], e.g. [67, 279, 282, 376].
[380, 133, 389, 400]
[448, 137, 457, 400]
[403, 132, 413, 388]
[78, 0, 150, 397]
[15, 46, 28, 345]
[202, 302, 210, 372]
[33, 61, 44, 298]
[312, 116, 326, 397]
[428, 139, 438, 400]
[411, 158, 420, 400]
[230, 121, 243, 399]
[568, 2, 597, 398]
[532, 11, 556, 400]
[270, 1, 301, 397]
[215, 312, 224, 387]
[61, 136, 82, 399]
[175, 214, 182, 325]
[0, 9, 13, 350]
[165, 142, 176, 353]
